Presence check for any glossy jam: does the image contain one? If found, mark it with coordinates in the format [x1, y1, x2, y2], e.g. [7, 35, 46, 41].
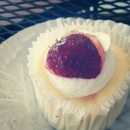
[46, 34, 102, 79]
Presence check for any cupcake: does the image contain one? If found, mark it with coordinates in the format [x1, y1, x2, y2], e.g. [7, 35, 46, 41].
[27, 18, 130, 130]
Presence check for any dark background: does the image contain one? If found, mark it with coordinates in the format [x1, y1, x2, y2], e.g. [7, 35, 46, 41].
[0, 0, 130, 44]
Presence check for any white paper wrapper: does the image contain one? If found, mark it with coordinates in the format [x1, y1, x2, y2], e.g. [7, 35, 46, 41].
[0, 24, 54, 130]
[27, 18, 130, 130]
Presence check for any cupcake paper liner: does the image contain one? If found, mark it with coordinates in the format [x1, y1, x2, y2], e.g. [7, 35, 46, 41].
[27, 18, 130, 130]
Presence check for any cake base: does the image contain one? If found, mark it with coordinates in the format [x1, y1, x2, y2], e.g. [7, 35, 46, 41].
[37, 42, 129, 115]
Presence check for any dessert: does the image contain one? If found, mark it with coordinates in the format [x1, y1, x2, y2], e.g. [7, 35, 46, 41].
[27, 20, 130, 130]
[45, 30, 115, 98]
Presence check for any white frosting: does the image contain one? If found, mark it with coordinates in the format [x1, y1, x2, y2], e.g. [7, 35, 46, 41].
[45, 32, 115, 98]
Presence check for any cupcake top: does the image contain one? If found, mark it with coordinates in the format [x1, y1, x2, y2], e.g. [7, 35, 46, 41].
[45, 30, 115, 98]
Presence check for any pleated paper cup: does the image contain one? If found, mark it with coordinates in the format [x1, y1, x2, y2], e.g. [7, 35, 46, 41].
[27, 18, 130, 130]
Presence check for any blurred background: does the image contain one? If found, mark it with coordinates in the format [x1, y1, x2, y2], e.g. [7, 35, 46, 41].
[0, 0, 130, 43]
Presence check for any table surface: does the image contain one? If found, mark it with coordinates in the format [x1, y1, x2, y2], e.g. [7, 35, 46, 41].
[0, 0, 130, 44]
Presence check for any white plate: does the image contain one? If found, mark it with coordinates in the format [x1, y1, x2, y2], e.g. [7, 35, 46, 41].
[0, 18, 129, 130]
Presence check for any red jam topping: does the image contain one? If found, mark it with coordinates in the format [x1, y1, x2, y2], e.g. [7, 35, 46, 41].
[46, 33, 104, 79]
